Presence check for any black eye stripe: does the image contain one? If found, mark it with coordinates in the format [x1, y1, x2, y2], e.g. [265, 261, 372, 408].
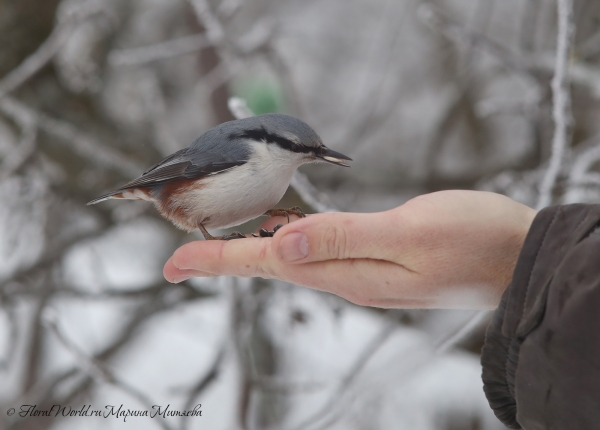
[234, 128, 315, 154]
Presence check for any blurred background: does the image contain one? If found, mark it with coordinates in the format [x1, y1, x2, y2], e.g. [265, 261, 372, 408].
[0, 0, 597, 428]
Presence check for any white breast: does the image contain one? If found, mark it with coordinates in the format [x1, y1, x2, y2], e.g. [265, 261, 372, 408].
[172, 141, 307, 230]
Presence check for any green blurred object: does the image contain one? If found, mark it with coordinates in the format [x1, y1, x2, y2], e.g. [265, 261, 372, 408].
[235, 78, 285, 114]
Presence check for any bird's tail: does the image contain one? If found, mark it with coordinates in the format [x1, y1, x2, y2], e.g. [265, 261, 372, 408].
[87, 187, 153, 205]
[86, 191, 123, 205]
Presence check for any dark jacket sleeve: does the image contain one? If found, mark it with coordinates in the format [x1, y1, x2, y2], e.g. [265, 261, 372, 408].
[481, 204, 600, 429]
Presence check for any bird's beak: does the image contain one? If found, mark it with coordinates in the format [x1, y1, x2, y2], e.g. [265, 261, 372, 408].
[316, 147, 353, 167]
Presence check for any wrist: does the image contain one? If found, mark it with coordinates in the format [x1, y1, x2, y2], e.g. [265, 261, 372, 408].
[492, 203, 537, 304]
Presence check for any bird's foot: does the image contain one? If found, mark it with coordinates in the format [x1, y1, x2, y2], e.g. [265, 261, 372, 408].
[252, 224, 284, 238]
[220, 231, 247, 241]
[263, 206, 306, 223]
[198, 223, 247, 241]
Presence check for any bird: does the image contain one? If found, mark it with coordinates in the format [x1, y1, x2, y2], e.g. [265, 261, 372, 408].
[87, 113, 352, 240]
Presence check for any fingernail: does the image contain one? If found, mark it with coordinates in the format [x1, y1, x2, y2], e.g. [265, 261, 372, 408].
[279, 232, 309, 262]
[172, 275, 192, 284]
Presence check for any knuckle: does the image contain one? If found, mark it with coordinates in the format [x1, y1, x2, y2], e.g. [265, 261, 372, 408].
[249, 240, 278, 279]
[258, 239, 269, 260]
[322, 224, 349, 259]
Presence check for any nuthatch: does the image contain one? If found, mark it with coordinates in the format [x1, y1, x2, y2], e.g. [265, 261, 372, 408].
[88, 114, 352, 240]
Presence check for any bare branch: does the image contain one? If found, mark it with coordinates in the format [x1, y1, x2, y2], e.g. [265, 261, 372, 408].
[0, 3, 103, 100]
[108, 34, 210, 67]
[289, 318, 397, 430]
[188, 0, 226, 50]
[580, 28, 600, 60]
[216, 0, 242, 19]
[0, 97, 141, 177]
[187, 0, 277, 98]
[564, 135, 600, 203]
[417, 3, 542, 101]
[290, 172, 339, 213]
[0, 296, 18, 371]
[434, 310, 491, 353]
[42, 309, 110, 382]
[0, 97, 37, 181]
[289, 309, 491, 430]
[537, 0, 575, 209]
[42, 308, 174, 430]
[180, 346, 226, 430]
[139, 70, 182, 155]
[250, 375, 326, 393]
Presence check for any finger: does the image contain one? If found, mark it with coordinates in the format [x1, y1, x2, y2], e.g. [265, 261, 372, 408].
[170, 236, 281, 279]
[164, 256, 216, 283]
[169, 212, 404, 281]
[276, 259, 489, 309]
[170, 237, 423, 305]
[278, 258, 424, 307]
[270, 211, 402, 264]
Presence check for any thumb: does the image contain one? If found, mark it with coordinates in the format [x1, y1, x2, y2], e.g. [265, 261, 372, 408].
[271, 211, 396, 264]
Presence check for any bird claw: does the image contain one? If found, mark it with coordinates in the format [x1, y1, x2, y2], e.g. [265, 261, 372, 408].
[263, 206, 306, 223]
[258, 224, 284, 238]
[259, 228, 272, 238]
[220, 231, 247, 241]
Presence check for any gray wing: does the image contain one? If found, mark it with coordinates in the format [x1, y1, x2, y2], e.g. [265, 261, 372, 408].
[122, 147, 248, 189]
[87, 147, 247, 205]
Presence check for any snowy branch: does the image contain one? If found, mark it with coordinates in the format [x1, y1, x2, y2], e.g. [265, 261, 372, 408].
[564, 135, 600, 203]
[536, 0, 575, 209]
[434, 310, 491, 353]
[290, 318, 397, 430]
[42, 309, 174, 430]
[227, 97, 254, 120]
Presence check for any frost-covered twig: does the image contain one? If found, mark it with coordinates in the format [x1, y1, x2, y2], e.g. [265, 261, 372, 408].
[536, 0, 574, 210]
[580, 28, 600, 59]
[108, 34, 210, 66]
[227, 97, 254, 120]
[292, 309, 491, 430]
[42, 308, 174, 430]
[188, 0, 226, 49]
[564, 136, 600, 203]
[290, 173, 339, 213]
[0, 96, 37, 181]
[417, 3, 540, 91]
[181, 346, 226, 430]
[139, 70, 182, 155]
[289, 318, 397, 430]
[0, 297, 18, 371]
[0, 3, 102, 100]
[42, 309, 112, 382]
[434, 310, 491, 353]
[187, 0, 288, 112]
[0, 97, 141, 177]
[251, 375, 326, 393]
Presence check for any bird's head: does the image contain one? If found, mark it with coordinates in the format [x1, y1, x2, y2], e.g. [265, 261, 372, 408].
[232, 113, 352, 167]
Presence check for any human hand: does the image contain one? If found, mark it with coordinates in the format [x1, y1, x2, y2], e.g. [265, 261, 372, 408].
[163, 190, 536, 309]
